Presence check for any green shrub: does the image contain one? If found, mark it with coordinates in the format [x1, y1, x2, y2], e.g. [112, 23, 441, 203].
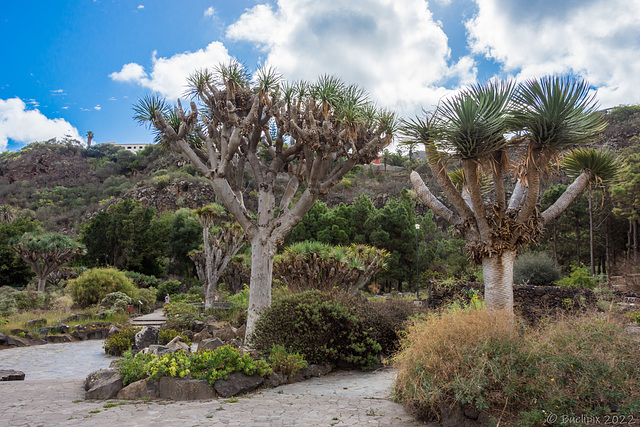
[136, 287, 157, 314]
[156, 280, 182, 302]
[118, 345, 272, 386]
[12, 290, 50, 311]
[269, 344, 307, 377]
[104, 325, 140, 356]
[250, 290, 382, 370]
[100, 291, 133, 313]
[68, 267, 137, 308]
[394, 309, 640, 424]
[125, 271, 159, 288]
[163, 300, 202, 330]
[158, 328, 192, 346]
[556, 266, 597, 288]
[0, 294, 17, 317]
[352, 298, 418, 355]
[513, 251, 560, 286]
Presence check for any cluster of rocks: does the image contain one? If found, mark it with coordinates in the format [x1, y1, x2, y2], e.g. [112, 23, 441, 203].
[86, 323, 332, 401]
[0, 313, 114, 349]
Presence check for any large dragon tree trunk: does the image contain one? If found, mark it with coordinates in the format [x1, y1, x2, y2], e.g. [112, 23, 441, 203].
[482, 250, 516, 316]
[246, 233, 277, 339]
[37, 276, 48, 293]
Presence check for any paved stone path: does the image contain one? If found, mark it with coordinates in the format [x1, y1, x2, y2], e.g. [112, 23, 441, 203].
[130, 308, 167, 327]
[0, 368, 434, 426]
[0, 340, 115, 381]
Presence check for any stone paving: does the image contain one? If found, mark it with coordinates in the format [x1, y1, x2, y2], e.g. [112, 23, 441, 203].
[0, 340, 115, 381]
[0, 368, 433, 426]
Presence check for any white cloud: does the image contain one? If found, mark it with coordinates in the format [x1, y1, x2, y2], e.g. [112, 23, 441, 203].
[94, 105, 101, 110]
[226, 0, 475, 117]
[204, 7, 215, 18]
[109, 63, 147, 82]
[137, 5, 144, 9]
[61, 106, 69, 110]
[0, 97, 82, 151]
[109, 42, 233, 99]
[466, 0, 640, 107]
[108, 97, 117, 101]
[51, 89, 65, 95]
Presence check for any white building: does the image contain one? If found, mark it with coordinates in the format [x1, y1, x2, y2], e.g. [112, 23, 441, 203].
[103, 142, 149, 154]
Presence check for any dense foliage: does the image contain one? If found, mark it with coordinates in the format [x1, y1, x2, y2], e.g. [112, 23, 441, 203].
[513, 252, 561, 286]
[118, 345, 271, 387]
[68, 267, 137, 308]
[250, 290, 408, 370]
[104, 325, 140, 356]
[0, 216, 40, 287]
[81, 199, 168, 277]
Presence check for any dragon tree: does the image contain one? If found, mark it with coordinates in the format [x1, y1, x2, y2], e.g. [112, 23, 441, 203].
[134, 61, 395, 337]
[404, 76, 616, 316]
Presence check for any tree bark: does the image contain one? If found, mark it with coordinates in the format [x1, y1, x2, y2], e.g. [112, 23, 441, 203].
[245, 234, 277, 340]
[589, 188, 595, 276]
[37, 276, 47, 293]
[482, 251, 516, 316]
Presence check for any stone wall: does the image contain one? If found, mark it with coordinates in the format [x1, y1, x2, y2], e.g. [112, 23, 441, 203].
[426, 282, 607, 324]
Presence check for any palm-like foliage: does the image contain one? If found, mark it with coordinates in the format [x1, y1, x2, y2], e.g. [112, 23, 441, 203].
[563, 147, 620, 185]
[437, 79, 515, 159]
[513, 76, 606, 149]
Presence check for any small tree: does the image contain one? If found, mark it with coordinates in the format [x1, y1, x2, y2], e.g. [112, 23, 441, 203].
[405, 76, 616, 317]
[11, 232, 85, 292]
[190, 204, 245, 308]
[134, 62, 394, 337]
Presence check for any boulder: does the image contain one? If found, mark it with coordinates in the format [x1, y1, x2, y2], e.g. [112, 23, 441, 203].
[0, 370, 25, 381]
[0, 333, 7, 345]
[192, 320, 205, 332]
[46, 334, 72, 343]
[235, 325, 246, 339]
[26, 318, 47, 328]
[147, 345, 170, 355]
[158, 377, 215, 400]
[135, 326, 159, 350]
[107, 324, 120, 337]
[85, 368, 124, 399]
[264, 372, 286, 388]
[10, 329, 29, 336]
[205, 323, 220, 334]
[197, 337, 224, 353]
[181, 330, 194, 340]
[116, 378, 159, 400]
[166, 336, 190, 353]
[5, 336, 29, 347]
[289, 364, 332, 383]
[63, 313, 92, 323]
[71, 330, 88, 340]
[36, 324, 70, 336]
[192, 330, 211, 343]
[212, 324, 237, 341]
[86, 328, 109, 340]
[214, 372, 264, 397]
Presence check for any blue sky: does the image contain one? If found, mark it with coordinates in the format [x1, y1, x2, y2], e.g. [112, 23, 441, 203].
[1, 0, 639, 151]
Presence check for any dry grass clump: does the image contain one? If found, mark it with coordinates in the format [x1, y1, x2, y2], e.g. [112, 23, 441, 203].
[394, 309, 640, 425]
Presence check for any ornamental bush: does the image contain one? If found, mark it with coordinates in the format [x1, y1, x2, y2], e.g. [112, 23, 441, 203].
[103, 325, 140, 356]
[513, 251, 560, 286]
[68, 267, 137, 308]
[249, 290, 382, 370]
[100, 291, 133, 313]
